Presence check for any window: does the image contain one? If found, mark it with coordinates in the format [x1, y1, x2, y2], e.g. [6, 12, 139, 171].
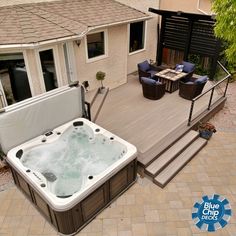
[39, 49, 57, 91]
[87, 32, 105, 59]
[129, 21, 145, 53]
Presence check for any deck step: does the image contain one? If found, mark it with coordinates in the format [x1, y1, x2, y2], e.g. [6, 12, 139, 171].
[145, 130, 199, 177]
[138, 122, 191, 167]
[154, 137, 207, 188]
[85, 88, 99, 106]
[91, 88, 109, 122]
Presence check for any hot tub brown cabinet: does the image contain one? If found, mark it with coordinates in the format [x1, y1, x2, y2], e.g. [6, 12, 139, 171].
[10, 159, 137, 235]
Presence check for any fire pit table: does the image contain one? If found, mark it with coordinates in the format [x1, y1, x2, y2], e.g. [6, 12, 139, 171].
[155, 69, 187, 93]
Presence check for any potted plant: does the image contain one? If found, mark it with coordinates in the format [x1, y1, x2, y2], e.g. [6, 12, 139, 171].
[198, 122, 216, 140]
[96, 71, 106, 93]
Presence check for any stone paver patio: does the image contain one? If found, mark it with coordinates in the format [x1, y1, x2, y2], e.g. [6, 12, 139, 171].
[0, 82, 236, 236]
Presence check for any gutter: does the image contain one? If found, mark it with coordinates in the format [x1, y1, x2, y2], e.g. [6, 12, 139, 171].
[0, 16, 151, 50]
[87, 16, 152, 32]
[0, 31, 88, 50]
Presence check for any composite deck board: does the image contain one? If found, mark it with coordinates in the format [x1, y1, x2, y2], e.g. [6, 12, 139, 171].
[154, 137, 207, 187]
[96, 76, 221, 161]
[145, 130, 199, 177]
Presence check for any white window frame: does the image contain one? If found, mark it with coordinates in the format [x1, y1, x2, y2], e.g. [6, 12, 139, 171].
[0, 50, 34, 106]
[85, 29, 108, 63]
[36, 46, 63, 92]
[63, 41, 77, 82]
[128, 20, 147, 55]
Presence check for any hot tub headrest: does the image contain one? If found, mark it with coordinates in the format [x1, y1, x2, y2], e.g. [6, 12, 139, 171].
[0, 84, 83, 154]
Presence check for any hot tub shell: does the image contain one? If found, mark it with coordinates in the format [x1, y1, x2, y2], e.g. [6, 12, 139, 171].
[7, 118, 137, 235]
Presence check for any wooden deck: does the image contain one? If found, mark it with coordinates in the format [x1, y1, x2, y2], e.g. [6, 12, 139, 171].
[96, 75, 224, 166]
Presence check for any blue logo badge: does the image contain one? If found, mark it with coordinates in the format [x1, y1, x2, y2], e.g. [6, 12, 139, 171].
[192, 194, 232, 232]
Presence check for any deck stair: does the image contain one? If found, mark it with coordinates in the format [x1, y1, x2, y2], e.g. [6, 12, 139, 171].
[144, 130, 207, 188]
[85, 88, 109, 122]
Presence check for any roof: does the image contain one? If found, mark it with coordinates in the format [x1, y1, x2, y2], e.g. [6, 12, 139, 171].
[0, 0, 150, 46]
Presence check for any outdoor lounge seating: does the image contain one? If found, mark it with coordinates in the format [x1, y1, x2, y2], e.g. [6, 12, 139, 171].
[137, 60, 161, 83]
[141, 77, 166, 100]
[175, 61, 195, 81]
[179, 75, 208, 100]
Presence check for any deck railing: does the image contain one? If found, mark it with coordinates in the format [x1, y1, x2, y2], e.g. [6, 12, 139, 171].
[187, 61, 231, 126]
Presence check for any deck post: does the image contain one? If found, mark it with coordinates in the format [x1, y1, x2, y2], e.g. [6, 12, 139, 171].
[224, 76, 230, 97]
[208, 88, 215, 110]
[188, 100, 195, 126]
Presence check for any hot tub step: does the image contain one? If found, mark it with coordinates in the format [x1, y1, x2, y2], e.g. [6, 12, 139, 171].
[154, 137, 207, 188]
[145, 130, 199, 177]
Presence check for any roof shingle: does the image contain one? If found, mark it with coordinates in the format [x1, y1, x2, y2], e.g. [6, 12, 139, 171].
[0, 0, 149, 45]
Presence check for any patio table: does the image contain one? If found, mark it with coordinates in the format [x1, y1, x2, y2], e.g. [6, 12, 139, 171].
[155, 68, 187, 93]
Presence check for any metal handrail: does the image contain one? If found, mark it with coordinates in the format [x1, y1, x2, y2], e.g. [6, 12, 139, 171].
[187, 61, 231, 126]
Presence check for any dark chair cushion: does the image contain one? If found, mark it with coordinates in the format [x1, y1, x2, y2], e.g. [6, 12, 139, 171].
[138, 60, 150, 72]
[182, 61, 195, 73]
[141, 77, 156, 85]
[194, 75, 208, 84]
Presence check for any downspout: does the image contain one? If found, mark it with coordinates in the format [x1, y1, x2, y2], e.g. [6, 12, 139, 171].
[197, 0, 208, 15]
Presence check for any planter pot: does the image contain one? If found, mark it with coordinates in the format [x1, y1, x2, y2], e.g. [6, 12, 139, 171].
[99, 87, 106, 94]
[199, 130, 213, 140]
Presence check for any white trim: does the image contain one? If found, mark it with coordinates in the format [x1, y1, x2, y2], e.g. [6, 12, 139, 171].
[0, 79, 7, 107]
[23, 50, 36, 96]
[35, 49, 46, 92]
[128, 20, 147, 55]
[129, 48, 146, 56]
[64, 42, 77, 82]
[0, 34, 87, 50]
[87, 16, 152, 32]
[36, 46, 61, 91]
[52, 45, 63, 87]
[85, 29, 108, 63]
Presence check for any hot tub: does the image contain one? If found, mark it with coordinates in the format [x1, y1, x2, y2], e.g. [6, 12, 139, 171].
[7, 118, 137, 235]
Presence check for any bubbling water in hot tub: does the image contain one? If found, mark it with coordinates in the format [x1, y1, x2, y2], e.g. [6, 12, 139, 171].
[20, 124, 127, 197]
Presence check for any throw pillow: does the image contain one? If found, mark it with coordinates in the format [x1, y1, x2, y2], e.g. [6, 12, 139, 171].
[175, 64, 184, 72]
[182, 61, 195, 73]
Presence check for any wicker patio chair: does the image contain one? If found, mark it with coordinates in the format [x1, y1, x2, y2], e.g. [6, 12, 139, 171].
[179, 76, 208, 100]
[175, 61, 196, 81]
[137, 60, 162, 83]
[141, 77, 166, 100]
